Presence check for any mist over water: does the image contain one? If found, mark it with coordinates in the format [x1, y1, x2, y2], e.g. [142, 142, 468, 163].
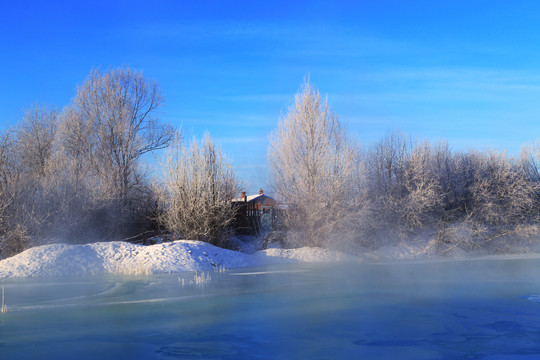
[3, 258, 540, 359]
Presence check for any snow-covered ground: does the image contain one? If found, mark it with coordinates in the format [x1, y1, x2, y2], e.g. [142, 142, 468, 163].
[2, 237, 540, 278]
[0, 240, 360, 278]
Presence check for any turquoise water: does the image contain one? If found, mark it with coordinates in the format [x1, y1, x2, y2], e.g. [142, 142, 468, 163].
[2, 258, 540, 359]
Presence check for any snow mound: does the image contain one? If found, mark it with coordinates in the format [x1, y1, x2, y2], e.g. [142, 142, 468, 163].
[0, 241, 360, 278]
[257, 247, 359, 264]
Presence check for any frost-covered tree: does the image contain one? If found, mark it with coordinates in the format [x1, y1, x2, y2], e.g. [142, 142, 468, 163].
[518, 145, 540, 183]
[367, 130, 410, 199]
[0, 130, 21, 257]
[268, 79, 360, 247]
[61, 67, 174, 240]
[156, 133, 239, 247]
[0, 105, 59, 258]
[15, 104, 58, 180]
[0, 130, 17, 207]
[400, 141, 445, 229]
[365, 133, 445, 239]
[433, 150, 540, 253]
[70, 67, 173, 204]
[468, 151, 538, 226]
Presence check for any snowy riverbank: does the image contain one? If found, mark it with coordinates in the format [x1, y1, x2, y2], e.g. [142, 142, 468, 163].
[3, 238, 540, 278]
[0, 240, 360, 278]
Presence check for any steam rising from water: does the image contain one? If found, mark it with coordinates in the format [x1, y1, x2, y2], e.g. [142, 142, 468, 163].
[4, 260, 540, 358]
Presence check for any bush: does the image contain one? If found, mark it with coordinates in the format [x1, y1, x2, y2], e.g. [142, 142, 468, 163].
[156, 133, 240, 247]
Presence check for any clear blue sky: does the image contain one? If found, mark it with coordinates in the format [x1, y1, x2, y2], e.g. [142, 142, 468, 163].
[2, 0, 540, 193]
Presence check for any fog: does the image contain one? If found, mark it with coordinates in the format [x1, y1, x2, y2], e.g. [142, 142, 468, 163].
[4, 259, 540, 358]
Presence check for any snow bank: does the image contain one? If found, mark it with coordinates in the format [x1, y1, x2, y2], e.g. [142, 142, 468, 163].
[0, 240, 360, 278]
[6, 237, 533, 278]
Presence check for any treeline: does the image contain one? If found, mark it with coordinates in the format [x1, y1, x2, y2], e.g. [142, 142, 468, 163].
[269, 80, 540, 254]
[2, 70, 539, 258]
[0, 67, 242, 259]
[360, 135, 540, 252]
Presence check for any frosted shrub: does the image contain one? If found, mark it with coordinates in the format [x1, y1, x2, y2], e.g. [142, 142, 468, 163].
[156, 133, 239, 248]
[1, 225, 31, 259]
[179, 271, 213, 287]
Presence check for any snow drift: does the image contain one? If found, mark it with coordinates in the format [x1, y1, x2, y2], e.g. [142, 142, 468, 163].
[0, 240, 359, 278]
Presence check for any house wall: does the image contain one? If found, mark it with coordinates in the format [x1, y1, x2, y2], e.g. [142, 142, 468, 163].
[231, 195, 279, 235]
[250, 196, 278, 210]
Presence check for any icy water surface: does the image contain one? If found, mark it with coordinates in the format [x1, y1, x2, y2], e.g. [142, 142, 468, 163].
[3, 258, 540, 359]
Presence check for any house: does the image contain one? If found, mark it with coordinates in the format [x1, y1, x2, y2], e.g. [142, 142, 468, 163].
[232, 189, 279, 235]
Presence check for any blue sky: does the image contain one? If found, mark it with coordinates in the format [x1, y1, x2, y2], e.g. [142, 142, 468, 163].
[2, 1, 540, 193]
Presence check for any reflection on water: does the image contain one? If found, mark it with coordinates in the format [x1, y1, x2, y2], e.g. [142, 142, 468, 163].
[3, 258, 540, 359]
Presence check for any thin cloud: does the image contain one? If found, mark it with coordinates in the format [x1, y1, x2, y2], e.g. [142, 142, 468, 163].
[330, 67, 540, 104]
[176, 114, 276, 128]
[212, 94, 292, 103]
[220, 136, 267, 145]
